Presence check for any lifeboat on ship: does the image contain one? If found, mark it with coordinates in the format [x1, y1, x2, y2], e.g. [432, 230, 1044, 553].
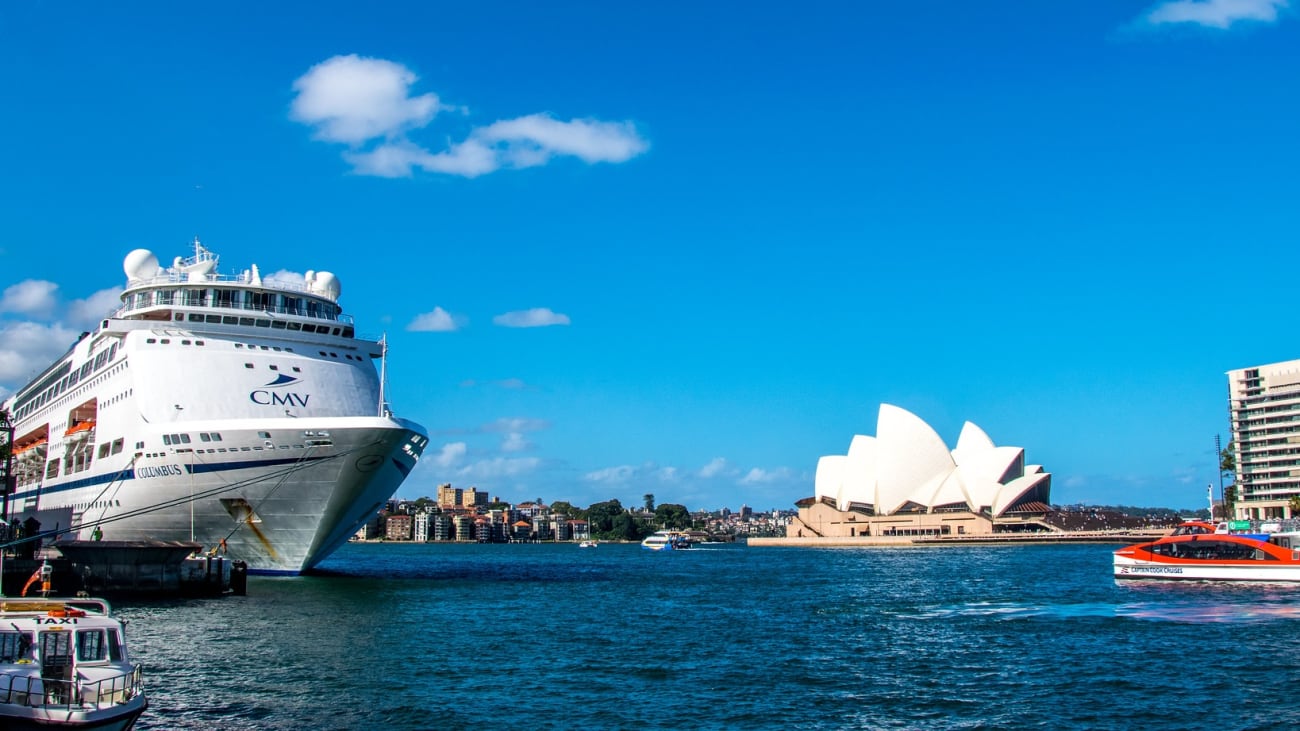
[64, 419, 96, 441]
[1114, 527, 1300, 582]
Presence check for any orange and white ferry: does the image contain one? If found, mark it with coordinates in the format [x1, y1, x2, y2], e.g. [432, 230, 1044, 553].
[1114, 520, 1300, 582]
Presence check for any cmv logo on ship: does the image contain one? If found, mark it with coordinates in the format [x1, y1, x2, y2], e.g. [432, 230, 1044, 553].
[250, 373, 311, 407]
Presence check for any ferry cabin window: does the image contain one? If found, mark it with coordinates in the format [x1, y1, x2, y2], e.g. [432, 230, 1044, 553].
[107, 630, 124, 661]
[46, 460, 59, 479]
[40, 631, 74, 668]
[0, 631, 33, 663]
[77, 630, 108, 662]
[112, 438, 124, 454]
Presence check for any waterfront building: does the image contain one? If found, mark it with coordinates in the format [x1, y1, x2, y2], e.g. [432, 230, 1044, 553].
[453, 514, 475, 542]
[413, 511, 429, 542]
[385, 514, 413, 541]
[463, 487, 489, 508]
[789, 404, 1051, 539]
[1227, 359, 1300, 520]
[437, 483, 462, 508]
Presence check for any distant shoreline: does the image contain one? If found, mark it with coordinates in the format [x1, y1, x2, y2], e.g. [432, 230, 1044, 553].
[748, 530, 1167, 548]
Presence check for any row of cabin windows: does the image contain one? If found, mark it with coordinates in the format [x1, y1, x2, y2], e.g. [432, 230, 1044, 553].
[12, 343, 119, 420]
[0, 628, 124, 664]
[124, 288, 342, 321]
[95, 438, 126, 459]
[163, 432, 223, 446]
[235, 344, 293, 353]
[144, 338, 205, 346]
[172, 312, 352, 337]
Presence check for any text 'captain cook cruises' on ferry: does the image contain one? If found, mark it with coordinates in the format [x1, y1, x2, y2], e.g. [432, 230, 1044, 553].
[2, 239, 428, 574]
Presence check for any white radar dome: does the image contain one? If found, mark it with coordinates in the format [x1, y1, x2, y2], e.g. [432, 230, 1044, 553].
[309, 271, 341, 300]
[123, 249, 160, 282]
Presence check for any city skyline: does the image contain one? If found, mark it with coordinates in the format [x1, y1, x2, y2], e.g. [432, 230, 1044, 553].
[2, 1, 1297, 512]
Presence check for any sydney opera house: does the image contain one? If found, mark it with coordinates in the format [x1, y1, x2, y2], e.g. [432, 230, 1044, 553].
[787, 404, 1053, 540]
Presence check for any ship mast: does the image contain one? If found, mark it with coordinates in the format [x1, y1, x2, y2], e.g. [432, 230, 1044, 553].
[378, 334, 388, 417]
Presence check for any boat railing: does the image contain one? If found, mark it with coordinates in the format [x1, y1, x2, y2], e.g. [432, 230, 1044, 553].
[0, 665, 143, 710]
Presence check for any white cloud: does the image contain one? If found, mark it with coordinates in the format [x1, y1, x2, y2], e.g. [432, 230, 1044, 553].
[263, 269, 306, 286]
[501, 432, 530, 452]
[739, 467, 795, 485]
[458, 457, 541, 479]
[290, 55, 648, 178]
[478, 114, 649, 167]
[67, 287, 124, 328]
[291, 55, 443, 145]
[432, 442, 467, 468]
[493, 308, 571, 328]
[483, 417, 549, 433]
[0, 322, 82, 384]
[698, 457, 730, 478]
[585, 465, 637, 484]
[1144, 0, 1287, 28]
[0, 280, 59, 318]
[407, 307, 460, 332]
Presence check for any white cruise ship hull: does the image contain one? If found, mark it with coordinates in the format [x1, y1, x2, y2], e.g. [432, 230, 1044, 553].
[12, 416, 422, 574]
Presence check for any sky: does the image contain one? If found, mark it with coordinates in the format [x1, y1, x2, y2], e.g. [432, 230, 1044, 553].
[1, 0, 1297, 514]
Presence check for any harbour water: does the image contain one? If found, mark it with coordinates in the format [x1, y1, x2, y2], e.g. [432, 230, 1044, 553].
[124, 541, 1300, 730]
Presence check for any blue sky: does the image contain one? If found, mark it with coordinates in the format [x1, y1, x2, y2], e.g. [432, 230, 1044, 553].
[1, 0, 1297, 513]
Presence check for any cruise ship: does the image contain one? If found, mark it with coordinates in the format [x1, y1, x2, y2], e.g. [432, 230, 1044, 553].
[2, 240, 428, 573]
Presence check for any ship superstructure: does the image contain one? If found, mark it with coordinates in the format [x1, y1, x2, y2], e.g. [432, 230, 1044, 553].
[3, 240, 428, 573]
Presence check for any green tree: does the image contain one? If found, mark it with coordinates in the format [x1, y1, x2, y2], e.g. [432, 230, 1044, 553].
[1289, 495, 1300, 519]
[643, 493, 655, 512]
[549, 501, 579, 519]
[585, 499, 626, 537]
[1222, 484, 1237, 519]
[654, 503, 690, 529]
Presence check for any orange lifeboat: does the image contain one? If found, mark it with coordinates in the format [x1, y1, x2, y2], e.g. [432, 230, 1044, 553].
[64, 419, 96, 438]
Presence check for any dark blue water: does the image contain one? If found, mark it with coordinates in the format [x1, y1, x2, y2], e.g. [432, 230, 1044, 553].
[122, 542, 1300, 730]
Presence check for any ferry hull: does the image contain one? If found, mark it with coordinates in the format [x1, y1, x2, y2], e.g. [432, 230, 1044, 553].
[12, 416, 424, 574]
[1113, 556, 1300, 582]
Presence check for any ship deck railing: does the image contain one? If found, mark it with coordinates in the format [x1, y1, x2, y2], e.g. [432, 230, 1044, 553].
[0, 665, 143, 710]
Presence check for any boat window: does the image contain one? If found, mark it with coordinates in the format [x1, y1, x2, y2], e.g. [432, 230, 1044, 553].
[223, 316, 238, 325]
[200, 433, 211, 442]
[0, 631, 32, 663]
[180, 434, 191, 444]
[239, 317, 255, 326]
[245, 363, 253, 369]
[46, 460, 59, 478]
[107, 630, 123, 662]
[256, 320, 271, 328]
[174, 313, 184, 321]
[342, 327, 354, 338]
[98, 443, 110, 459]
[188, 314, 204, 322]
[39, 631, 74, 669]
[182, 340, 191, 346]
[111, 438, 124, 455]
[269, 365, 278, 371]
[77, 630, 108, 662]
[163, 435, 172, 445]
[302, 324, 317, 333]
[271, 321, 287, 330]
[211, 433, 222, 442]
[205, 315, 221, 324]
[258, 431, 271, 439]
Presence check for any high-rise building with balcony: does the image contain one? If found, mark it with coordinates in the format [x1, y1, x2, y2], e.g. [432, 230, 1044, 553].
[1227, 359, 1300, 520]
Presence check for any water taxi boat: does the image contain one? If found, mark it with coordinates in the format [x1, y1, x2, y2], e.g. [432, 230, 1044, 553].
[641, 530, 691, 551]
[0, 598, 146, 730]
[1114, 523, 1300, 582]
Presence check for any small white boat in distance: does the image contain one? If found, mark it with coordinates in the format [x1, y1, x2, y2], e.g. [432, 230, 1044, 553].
[0, 597, 146, 730]
[641, 530, 691, 551]
[578, 540, 598, 548]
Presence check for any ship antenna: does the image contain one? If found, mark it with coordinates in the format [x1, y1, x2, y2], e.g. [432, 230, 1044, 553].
[378, 333, 389, 417]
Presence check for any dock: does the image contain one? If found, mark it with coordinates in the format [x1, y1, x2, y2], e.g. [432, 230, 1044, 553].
[1, 540, 246, 597]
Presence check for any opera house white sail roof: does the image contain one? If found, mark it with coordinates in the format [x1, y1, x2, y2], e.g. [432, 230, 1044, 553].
[815, 404, 1051, 518]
